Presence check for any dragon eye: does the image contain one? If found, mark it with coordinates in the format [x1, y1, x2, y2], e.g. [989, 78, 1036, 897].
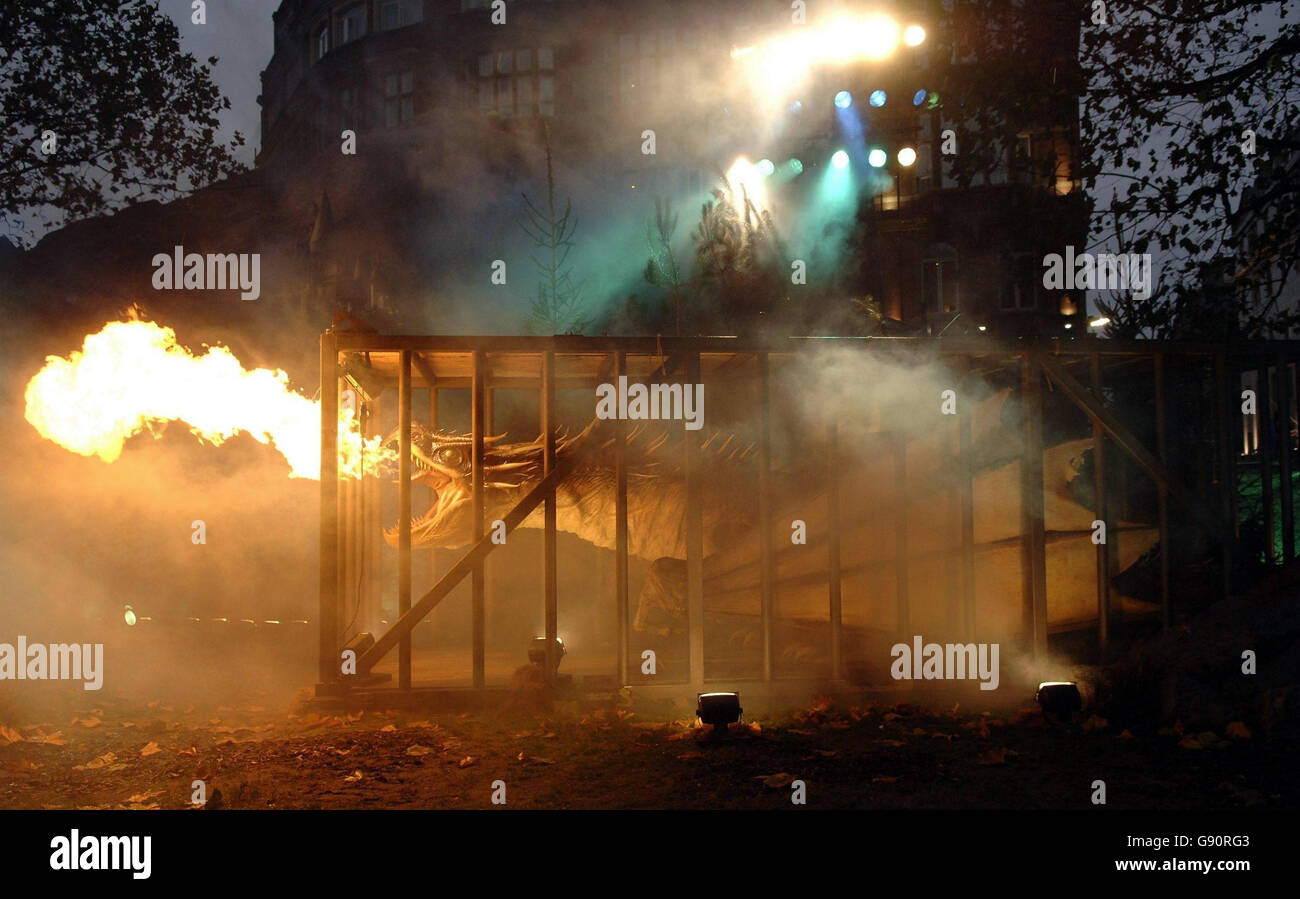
[437, 447, 462, 466]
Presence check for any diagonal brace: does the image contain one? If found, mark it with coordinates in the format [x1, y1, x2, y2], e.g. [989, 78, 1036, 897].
[1040, 356, 1224, 540]
[356, 459, 572, 674]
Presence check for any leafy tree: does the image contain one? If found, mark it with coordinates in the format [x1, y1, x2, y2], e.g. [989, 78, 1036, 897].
[1081, 0, 1300, 339]
[643, 197, 689, 335]
[690, 176, 789, 334]
[520, 126, 587, 334]
[0, 0, 245, 246]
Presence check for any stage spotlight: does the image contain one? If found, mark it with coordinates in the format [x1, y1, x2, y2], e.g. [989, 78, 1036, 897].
[913, 88, 928, 106]
[897, 147, 917, 166]
[1036, 681, 1082, 723]
[789, 157, 804, 175]
[904, 25, 926, 47]
[790, 99, 803, 114]
[756, 158, 775, 177]
[1064, 322, 1073, 329]
[727, 155, 768, 209]
[977, 325, 988, 332]
[124, 605, 137, 627]
[696, 691, 742, 737]
[834, 90, 852, 109]
[867, 148, 887, 168]
[869, 89, 887, 108]
[1089, 316, 1111, 328]
[831, 150, 850, 169]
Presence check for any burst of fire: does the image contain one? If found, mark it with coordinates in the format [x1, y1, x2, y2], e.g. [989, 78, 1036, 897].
[23, 318, 392, 479]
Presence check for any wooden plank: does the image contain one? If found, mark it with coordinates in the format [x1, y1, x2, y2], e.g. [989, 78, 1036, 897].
[398, 351, 412, 691]
[471, 352, 485, 689]
[1091, 354, 1110, 657]
[826, 418, 843, 680]
[1154, 354, 1171, 629]
[614, 352, 629, 686]
[542, 351, 558, 684]
[686, 352, 704, 686]
[1278, 356, 1295, 560]
[895, 432, 910, 638]
[1215, 352, 1233, 600]
[958, 365, 976, 640]
[1259, 365, 1276, 565]
[1020, 351, 1048, 656]
[758, 353, 774, 682]
[319, 332, 341, 685]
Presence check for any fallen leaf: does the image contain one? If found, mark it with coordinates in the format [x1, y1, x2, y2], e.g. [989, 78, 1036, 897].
[380, 724, 397, 733]
[0, 724, 23, 744]
[343, 770, 365, 782]
[1117, 729, 1135, 740]
[1226, 721, 1252, 740]
[745, 721, 762, 736]
[75, 751, 118, 771]
[677, 751, 703, 760]
[757, 772, 794, 788]
[457, 756, 476, 768]
[139, 742, 161, 758]
[125, 790, 163, 804]
[406, 744, 434, 757]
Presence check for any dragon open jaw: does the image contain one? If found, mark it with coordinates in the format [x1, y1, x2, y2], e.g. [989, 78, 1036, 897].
[381, 422, 543, 549]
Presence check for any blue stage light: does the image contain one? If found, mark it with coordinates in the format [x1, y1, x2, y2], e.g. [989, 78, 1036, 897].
[869, 90, 887, 107]
[834, 90, 852, 109]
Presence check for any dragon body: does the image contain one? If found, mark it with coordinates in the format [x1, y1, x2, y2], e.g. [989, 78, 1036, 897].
[384, 389, 1160, 646]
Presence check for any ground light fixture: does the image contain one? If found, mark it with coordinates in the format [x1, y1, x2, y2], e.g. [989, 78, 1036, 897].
[696, 691, 743, 737]
[897, 147, 917, 166]
[528, 635, 566, 675]
[1089, 316, 1111, 328]
[1036, 681, 1083, 723]
[867, 148, 887, 167]
[756, 158, 775, 177]
[834, 90, 853, 109]
[831, 149, 850, 169]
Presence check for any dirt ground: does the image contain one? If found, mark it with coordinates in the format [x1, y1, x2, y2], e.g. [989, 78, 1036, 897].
[1, 687, 1294, 810]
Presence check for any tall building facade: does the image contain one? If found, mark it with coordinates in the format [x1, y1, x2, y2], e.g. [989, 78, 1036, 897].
[256, 0, 1088, 334]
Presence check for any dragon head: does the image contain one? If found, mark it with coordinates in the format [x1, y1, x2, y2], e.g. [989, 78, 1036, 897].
[381, 422, 545, 549]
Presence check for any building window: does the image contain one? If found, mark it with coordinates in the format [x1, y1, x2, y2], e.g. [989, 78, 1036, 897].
[923, 247, 959, 313]
[337, 4, 366, 46]
[340, 87, 359, 131]
[1000, 253, 1038, 311]
[315, 25, 329, 61]
[478, 48, 554, 118]
[385, 71, 415, 127]
[617, 29, 677, 102]
[380, 0, 422, 31]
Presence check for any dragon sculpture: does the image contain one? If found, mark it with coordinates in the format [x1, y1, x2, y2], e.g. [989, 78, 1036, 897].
[382, 388, 1161, 653]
